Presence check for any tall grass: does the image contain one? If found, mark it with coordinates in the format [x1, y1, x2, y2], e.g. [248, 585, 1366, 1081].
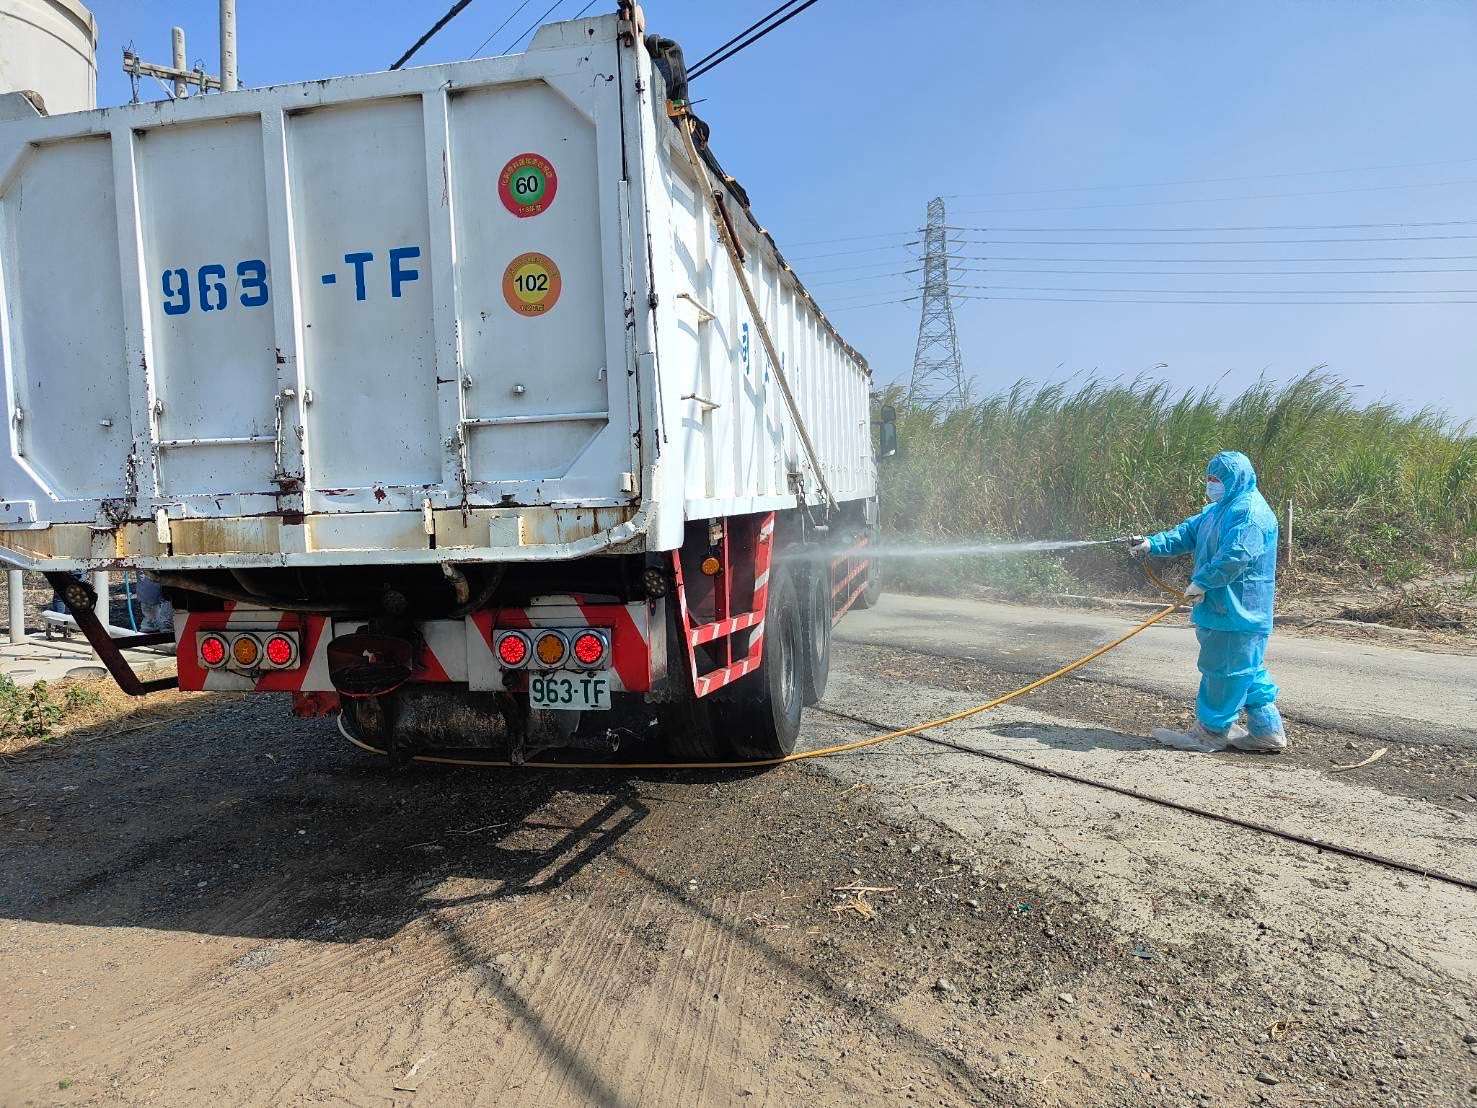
[879, 370, 1477, 595]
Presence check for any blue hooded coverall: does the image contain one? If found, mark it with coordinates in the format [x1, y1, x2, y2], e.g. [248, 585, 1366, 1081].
[1146, 451, 1283, 736]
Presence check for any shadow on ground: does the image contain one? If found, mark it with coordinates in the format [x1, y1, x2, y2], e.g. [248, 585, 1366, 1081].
[0, 693, 749, 944]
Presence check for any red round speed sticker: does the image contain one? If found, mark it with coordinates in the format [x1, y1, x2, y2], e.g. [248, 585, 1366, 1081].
[498, 153, 558, 218]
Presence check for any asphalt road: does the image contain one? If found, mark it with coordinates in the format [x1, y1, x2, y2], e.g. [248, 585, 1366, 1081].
[839, 593, 1477, 749]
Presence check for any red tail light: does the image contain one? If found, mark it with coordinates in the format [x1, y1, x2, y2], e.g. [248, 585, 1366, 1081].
[199, 633, 227, 668]
[571, 629, 609, 668]
[496, 631, 530, 668]
[264, 634, 296, 668]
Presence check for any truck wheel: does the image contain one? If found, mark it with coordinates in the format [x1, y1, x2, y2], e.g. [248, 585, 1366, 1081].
[801, 561, 832, 706]
[725, 568, 804, 761]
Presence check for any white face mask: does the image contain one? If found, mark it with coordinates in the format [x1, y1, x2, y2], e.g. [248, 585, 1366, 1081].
[1206, 479, 1225, 503]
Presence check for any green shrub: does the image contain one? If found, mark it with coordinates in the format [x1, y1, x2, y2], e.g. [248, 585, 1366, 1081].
[879, 370, 1476, 595]
[0, 675, 64, 746]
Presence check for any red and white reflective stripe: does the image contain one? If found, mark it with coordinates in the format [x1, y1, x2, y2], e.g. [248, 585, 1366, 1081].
[831, 537, 871, 622]
[688, 609, 761, 646]
[176, 606, 331, 693]
[692, 655, 759, 697]
[467, 599, 651, 692]
[832, 556, 867, 599]
[180, 600, 654, 696]
[677, 511, 775, 699]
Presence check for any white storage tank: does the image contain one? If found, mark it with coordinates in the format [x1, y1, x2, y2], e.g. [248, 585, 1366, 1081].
[0, 0, 97, 115]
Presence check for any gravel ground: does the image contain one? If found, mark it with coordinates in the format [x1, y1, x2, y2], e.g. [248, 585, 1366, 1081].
[2, 647, 1475, 1104]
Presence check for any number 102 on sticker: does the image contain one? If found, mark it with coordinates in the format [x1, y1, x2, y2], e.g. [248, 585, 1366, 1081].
[502, 251, 562, 316]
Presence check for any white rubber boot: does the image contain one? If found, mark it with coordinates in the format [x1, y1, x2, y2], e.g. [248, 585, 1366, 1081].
[1150, 720, 1250, 752]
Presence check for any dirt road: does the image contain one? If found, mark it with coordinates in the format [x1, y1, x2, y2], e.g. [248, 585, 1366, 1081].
[2, 595, 1475, 1106]
[838, 593, 1477, 749]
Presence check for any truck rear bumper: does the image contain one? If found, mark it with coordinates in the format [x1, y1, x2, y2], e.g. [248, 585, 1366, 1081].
[0, 504, 646, 572]
[174, 598, 659, 696]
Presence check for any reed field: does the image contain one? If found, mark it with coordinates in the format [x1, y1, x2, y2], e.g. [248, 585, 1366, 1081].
[878, 371, 1477, 612]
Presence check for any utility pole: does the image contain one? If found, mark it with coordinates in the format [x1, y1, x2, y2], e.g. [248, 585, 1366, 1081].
[907, 197, 969, 411]
[122, 2, 238, 102]
[219, 0, 239, 92]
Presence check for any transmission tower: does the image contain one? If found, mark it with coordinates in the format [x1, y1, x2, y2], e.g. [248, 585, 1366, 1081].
[907, 197, 968, 410]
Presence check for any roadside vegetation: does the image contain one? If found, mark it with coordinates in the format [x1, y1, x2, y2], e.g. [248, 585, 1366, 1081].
[878, 370, 1477, 626]
[0, 676, 101, 755]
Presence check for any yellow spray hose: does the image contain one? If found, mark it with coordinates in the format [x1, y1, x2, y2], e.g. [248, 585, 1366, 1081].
[343, 558, 1187, 771]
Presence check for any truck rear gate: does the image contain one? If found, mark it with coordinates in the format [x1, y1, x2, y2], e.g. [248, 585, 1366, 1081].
[2, 18, 642, 565]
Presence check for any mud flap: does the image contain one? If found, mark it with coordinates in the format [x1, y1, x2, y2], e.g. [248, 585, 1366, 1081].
[516, 706, 581, 765]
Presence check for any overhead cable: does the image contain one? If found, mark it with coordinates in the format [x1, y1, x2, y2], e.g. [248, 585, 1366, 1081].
[954, 294, 1477, 305]
[686, 0, 808, 70]
[940, 253, 1477, 264]
[944, 155, 1477, 199]
[945, 218, 1477, 233]
[392, 0, 478, 69]
[950, 177, 1477, 216]
[949, 283, 1477, 296]
[687, 0, 825, 80]
[499, 0, 570, 55]
[943, 234, 1477, 246]
[466, 0, 536, 57]
[946, 266, 1477, 277]
[788, 217, 1477, 247]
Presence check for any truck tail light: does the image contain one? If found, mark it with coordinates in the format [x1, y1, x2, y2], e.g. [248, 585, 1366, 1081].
[571, 629, 609, 668]
[199, 633, 228, 668]
[264, 634, 297, 668]
[496, 630, 530, 668]
[231, 634, 262, 668]
[533, 630, 567, 668]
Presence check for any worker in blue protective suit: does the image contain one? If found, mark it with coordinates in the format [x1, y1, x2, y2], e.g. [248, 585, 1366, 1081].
[1128, 451, 1287, 752]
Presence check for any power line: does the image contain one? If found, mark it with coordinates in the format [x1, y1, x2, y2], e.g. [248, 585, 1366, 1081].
[502, 0, 599, 54]
[784, 229, 922, 247]
[686, 0, 807, 70]
[499, 0, 570, 55]
[786, 241, 921, 261]
[787, 228, 1477, 263]
[786, 216, 1477, 247]
[946, 218, 1477, 233]
[392, 0, 478, 69]
[829, 296, 921, 312]
[954, 294, 1477, 305]
[948, 266, 1477, 277]
[950, 283, 1477, 296]
[944, 156, 1477, 199]
[809, 268, 921, 286]
[827, 290, 1477, 310]
[945, 253, 1477, 264]
[951, 177, 1477, 216]
[942, 234, 1477, 246]
[467, 0, 536, 57]
[688, 0, 825, 80]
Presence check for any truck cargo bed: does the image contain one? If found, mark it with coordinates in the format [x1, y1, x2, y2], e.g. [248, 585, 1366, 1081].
[0, 13, 871, 572]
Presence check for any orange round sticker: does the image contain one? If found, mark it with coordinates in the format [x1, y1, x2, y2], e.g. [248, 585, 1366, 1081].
[502, 252, 562, 316]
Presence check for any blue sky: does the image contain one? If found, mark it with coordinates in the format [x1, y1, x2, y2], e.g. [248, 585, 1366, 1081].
[91, 1, 1477, 419]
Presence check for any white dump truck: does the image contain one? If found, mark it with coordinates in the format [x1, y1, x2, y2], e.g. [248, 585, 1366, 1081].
[0, 6, 889, 762]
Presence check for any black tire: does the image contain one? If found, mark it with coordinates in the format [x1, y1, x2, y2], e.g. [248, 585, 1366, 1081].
[801, 561, 832, 706]
[723, 568, 805, 761]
